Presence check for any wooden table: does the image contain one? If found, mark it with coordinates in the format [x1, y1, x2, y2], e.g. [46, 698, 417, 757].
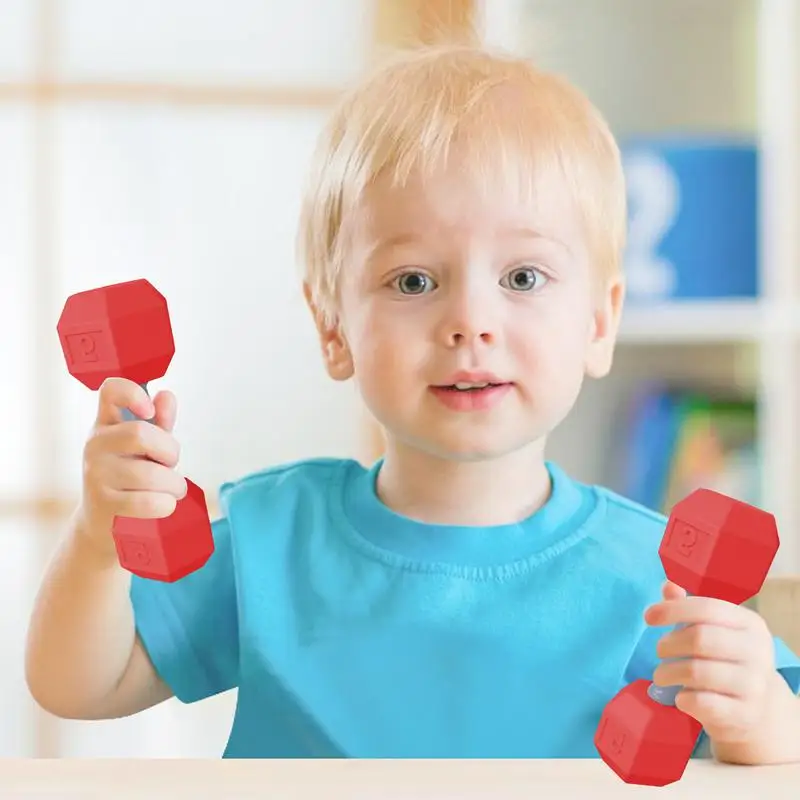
[1, 759, 799, 799]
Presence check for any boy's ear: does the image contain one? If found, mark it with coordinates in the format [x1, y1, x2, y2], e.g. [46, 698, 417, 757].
[303, 282, 354, 381]
[584, 276, 625, 379]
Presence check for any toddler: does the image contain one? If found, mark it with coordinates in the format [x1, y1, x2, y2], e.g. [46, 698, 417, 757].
[25, 42, 800, 761]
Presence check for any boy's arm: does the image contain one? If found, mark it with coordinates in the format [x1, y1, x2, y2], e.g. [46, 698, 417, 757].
[26, 507, 239, 720]
[25, 509, 173, 720]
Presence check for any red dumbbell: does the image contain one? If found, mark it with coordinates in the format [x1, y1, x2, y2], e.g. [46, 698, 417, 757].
[595, 488, 779, 786]
[56, 278, 214, 582]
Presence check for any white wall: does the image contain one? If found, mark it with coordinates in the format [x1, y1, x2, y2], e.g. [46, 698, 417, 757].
[1, 105, 38, 497]
[2, 0, 371, 757]
[52, 103, 366, 497]
[510, 0, 758, 136]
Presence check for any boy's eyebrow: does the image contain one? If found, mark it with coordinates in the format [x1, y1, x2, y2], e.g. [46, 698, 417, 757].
[365, 232, 421, 258]
[503, 226, 572, 254]
[365, 228, 573, 258]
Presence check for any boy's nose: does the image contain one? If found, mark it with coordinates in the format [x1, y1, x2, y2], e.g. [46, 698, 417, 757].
[437, 293, 499, 349]
[445, 329, 495, 347]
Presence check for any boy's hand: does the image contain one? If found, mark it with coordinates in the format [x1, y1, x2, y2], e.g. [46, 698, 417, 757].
[645, 580, 777, 745]
[80, 377, 188, 559]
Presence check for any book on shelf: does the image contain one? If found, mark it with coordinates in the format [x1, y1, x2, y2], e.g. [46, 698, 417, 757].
[616, 385, 799, 635]
[618, 383, 759, 515]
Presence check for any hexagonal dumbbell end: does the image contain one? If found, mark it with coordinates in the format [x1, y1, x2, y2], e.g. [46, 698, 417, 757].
[56, 278, 175, 390]
[113, 480, 214, 582]
[594, 679, 703, 787]
[659, 488, 779, 605]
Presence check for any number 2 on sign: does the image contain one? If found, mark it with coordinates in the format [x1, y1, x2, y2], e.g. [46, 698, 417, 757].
[623, 151, 680, 299]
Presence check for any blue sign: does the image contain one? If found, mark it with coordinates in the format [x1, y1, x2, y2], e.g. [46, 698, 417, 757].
[620, 138, 758, 302]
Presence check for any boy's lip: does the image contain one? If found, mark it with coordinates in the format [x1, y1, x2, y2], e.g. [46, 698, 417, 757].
[433, 370, 508, 387]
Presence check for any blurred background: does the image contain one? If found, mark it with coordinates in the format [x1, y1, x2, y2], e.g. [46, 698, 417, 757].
[1, 0, 799, 758]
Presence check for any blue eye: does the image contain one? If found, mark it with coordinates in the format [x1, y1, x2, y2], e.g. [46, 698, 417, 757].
[395, 272, 435, 294]
[501, 266, 548, 292]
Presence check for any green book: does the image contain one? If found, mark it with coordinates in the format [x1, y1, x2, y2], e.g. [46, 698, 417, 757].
[661, 395, 759, 514]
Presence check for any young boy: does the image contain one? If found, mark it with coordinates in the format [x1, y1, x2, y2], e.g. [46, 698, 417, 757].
[25, 42, 800, 762]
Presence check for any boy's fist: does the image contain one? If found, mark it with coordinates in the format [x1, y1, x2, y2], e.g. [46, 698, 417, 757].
[80, 377, 188, 552]
[647, 580, 779, 747]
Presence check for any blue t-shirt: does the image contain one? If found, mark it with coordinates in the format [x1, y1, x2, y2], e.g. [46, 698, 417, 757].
[130, 458, 800, 758]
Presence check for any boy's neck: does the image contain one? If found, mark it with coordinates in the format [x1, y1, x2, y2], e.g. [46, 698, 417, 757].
[374, 439, 552, 527]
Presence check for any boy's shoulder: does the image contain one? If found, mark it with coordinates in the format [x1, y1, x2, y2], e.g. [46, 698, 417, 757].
[578, 474, 670, 582]
[220, 455, 354, 487]
[217, 455, 361, 513]
[594, 482, 668, 530]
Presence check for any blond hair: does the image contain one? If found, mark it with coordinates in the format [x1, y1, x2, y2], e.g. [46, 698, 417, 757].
[298, 42, 626, 326]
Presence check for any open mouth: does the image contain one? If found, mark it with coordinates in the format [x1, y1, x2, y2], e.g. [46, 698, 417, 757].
[429, 380, 513, 411]
[438, 381, 506, 392]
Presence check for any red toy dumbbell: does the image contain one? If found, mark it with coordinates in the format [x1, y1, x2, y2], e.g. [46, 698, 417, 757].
[56, 278, 214, 582]
[595, 488, 779, 786]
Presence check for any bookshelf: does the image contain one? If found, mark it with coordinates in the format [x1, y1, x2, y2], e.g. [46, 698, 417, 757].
[619, 299, 789, 344]
[475, 0, 800, 576]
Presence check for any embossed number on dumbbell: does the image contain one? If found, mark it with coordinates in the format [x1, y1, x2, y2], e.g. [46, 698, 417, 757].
[661, 519, 710, 562]
[119, 539, 152, 567]
[65, 330, 105, 365]
[596, 717, 627, 757]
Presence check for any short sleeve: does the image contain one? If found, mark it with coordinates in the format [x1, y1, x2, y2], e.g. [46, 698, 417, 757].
[129, 516, 239, 704]
[773, 637, 800, 694]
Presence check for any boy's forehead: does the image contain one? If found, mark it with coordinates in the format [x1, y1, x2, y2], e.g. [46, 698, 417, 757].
[354, 158, 582, 246]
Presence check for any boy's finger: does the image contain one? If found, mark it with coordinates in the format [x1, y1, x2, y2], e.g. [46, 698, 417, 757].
[645, 595, 748, 630]
[653, 658, 750, 699]
[657, 623, 749, 663]
[96, 378, 154, 426]
[675, 689, 744, 734]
